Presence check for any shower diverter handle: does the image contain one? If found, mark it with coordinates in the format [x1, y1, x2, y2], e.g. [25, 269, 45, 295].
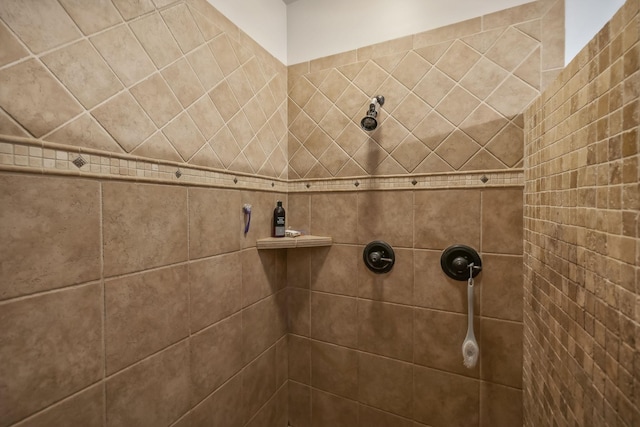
[368, 251, 393, 263]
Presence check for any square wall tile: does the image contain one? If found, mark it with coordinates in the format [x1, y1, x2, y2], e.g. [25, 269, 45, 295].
[189, 252, 242, 332]
[106, 342, 190, 427]
[310, 340, 358, 400]
[311, 389, 358, 427]
[358, 191, 414, 247]
[242, 347, 276, 423]
[358, 352, 413, 418]
[480, 382, 523, 427]
[414, 308, 479, 377]
[12, 384, 103, 427]
[0, 59, 83, 137]
[0, 175, 101, 300]
[0, 283, 102, 426]
[480, 254, 523, 321]
[57, 0, 122, 35]
[243, 294, 286, 363]
[190, 313, 243, 404]
[480, 318, 523, 388]
[482, 188, 523, 254]
[357, 299, 413, 362]
[90, 24, 155, 87]
[102, 182, 188, 277]
[414, 189, 481, 250]
[0, 20, 29, 66]
[189, 188, 242, 259]
[105, 265, 189, 374]
[188, 374, 244, 427]
[309, 245, 359, 296]
[413, 366, 480, 426]
[92, 91, 156, 152]
[310, 192, 358, 244]
[0, 0, 81, 53]
[310, 292, 358, 347]
[42, 40, 122, 109]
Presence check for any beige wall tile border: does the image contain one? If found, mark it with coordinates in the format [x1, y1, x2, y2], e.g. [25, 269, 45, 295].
[0, 135, 523, 191]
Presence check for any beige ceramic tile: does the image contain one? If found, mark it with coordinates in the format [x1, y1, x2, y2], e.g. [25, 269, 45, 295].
[0, 59, 83, 137]
[187, 44, 225, 90]
[358, 405, 413, 427]
[357, 299, 413, 361]
[357, 191, 413, 247]
[413, 366, 480, 426]
[130, 73, 182, 127]
[358, 352, 413, 418]
[310, 292, 358, 347]
[0, 108, 29, 137]
[480, 382, 523, 427]
[106, 342, 190, 427]
[189, 187, 242, 258]
[188, 374, 244, 427]
[209, 34, 241, 76]
[130, 131, 182, 162]
[414, 189, 481, 249]
[243, 294, 286, 363]
[414, 308, 479, 377]
[189, 252, 242, 332]
[129, 12, 183, 68]
[310, 340, 359, 399]
[46, 113, 124, 153]
[92, 91, 156, 152]
[91, 24, 156, 87]
[12, 384, 103, 427]
[111, 0, 154, 20]
[241, 347, 276, 423]
[105, 265, 189, 374]
[161, 3, 204, 53]
[0, 0, 81, 53]
[482, 188, 523, 254]
[190, 313, 244, 404]
[288, 335, 311, 383]
[480, 318, 523, 388]
[0, 283, 102, 426]
[102, 182, 188, 277]
[309, 245, 359, 296]
[161, 111, 207, 160]
[161, 58, 205, 108]
[42, 40, 122, 109]
[0, 175, 101, 299]
[241, 248, 278, 306]
[0, 21, 28, 67]
[58, 0, 122, 35]
[311, 389, 358, 426]
[288, 382, 311, 427]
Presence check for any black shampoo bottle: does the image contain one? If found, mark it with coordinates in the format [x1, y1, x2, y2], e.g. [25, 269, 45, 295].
[273, 201, 285, 237]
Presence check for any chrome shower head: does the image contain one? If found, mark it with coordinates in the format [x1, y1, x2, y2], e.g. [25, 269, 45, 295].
[360, 95, 385, 132]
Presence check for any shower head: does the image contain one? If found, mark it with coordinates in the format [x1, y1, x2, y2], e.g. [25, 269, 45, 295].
[360, 95, 385, 132]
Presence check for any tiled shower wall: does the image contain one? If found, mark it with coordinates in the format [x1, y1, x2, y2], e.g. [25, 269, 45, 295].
[285, 188, 525, 426]
[0, 0, 288, 178]
[0, 176, 289, 427]
[0, 1, 572, 427]
[286, 0, 564, 179]
[523, 0, 639, 425]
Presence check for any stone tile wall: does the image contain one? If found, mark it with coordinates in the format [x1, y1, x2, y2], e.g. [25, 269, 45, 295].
[523, 0, 639, 425]
[0, 0, 288, 178]
[286, 0, 564, 179]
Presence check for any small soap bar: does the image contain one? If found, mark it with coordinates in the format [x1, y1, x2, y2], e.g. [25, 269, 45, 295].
[285, 229, 301, 237]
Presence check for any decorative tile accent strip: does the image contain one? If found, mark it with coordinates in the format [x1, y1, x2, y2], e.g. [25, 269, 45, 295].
[0, 136, 523, 191]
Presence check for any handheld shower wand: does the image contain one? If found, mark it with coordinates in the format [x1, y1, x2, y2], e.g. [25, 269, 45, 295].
[462, 263, 479, 368]
[360, 95, 385, 131]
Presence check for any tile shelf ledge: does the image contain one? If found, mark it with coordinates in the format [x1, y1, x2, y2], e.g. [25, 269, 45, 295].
[256, 235, 332, 249]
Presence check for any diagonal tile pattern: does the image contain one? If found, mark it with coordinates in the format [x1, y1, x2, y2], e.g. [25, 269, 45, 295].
[288, 20, 545, 178]
[0, 0, 288, 178]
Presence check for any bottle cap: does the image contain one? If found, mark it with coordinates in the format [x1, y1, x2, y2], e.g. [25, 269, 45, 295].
[277, 200, 282, 207]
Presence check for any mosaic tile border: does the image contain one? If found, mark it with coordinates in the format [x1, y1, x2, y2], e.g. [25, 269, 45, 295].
[0, 136, 523, 191]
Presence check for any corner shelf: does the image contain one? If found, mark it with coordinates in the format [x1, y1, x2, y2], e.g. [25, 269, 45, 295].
[256, 235, 332, 249]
